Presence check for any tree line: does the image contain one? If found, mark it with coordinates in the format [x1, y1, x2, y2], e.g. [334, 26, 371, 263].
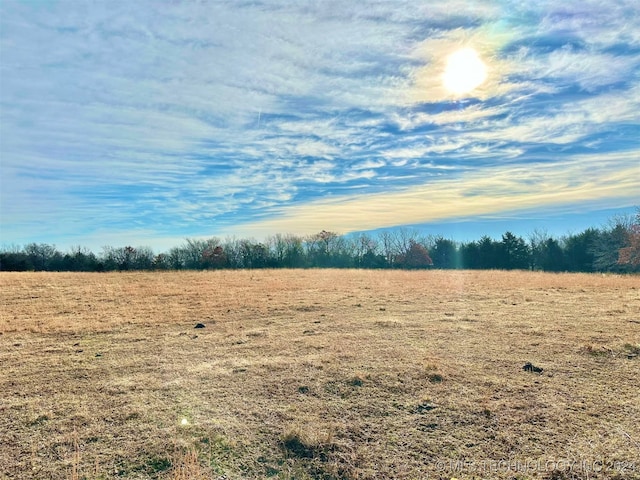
[1, 211, 638, 273]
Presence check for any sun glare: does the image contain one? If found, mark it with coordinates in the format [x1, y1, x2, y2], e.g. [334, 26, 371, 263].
[442, 48, 487, 95]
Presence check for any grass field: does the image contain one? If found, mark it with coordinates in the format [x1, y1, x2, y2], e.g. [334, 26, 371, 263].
[1, 270, 639, 480]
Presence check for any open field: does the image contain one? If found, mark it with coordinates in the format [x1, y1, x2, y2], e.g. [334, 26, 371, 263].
[1, 270, 639, 480]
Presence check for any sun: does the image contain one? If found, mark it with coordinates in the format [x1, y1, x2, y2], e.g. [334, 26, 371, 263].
[442, 48, 488, 95]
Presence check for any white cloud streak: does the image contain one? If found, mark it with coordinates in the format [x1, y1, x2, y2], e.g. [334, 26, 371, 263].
[231, 150, 640, 238]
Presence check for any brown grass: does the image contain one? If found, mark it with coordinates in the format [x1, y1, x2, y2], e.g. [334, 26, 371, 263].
[0, 269, 639, 479]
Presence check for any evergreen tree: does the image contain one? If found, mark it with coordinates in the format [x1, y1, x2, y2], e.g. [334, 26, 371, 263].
[476, 236, 500, 269]
[563, 228, 599, 272]
[431, 237, 459, 269]
[459, 241, 481, 269]
[500, 232, 530, 269]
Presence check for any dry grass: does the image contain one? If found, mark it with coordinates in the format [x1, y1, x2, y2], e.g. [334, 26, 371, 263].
[0, 269, 639, 479]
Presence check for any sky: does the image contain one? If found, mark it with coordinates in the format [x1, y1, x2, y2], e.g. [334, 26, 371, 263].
[1, 0, 639, 252]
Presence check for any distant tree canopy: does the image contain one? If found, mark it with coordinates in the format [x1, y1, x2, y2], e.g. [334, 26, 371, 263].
[1, 210, 639, 273]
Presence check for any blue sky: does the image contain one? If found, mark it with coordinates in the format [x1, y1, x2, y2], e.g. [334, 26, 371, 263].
[1, 0, 639, 252]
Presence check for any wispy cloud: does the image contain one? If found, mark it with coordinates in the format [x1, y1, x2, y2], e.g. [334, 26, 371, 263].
[1, 0, 638, 249]
[231, 150, 640, 237]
